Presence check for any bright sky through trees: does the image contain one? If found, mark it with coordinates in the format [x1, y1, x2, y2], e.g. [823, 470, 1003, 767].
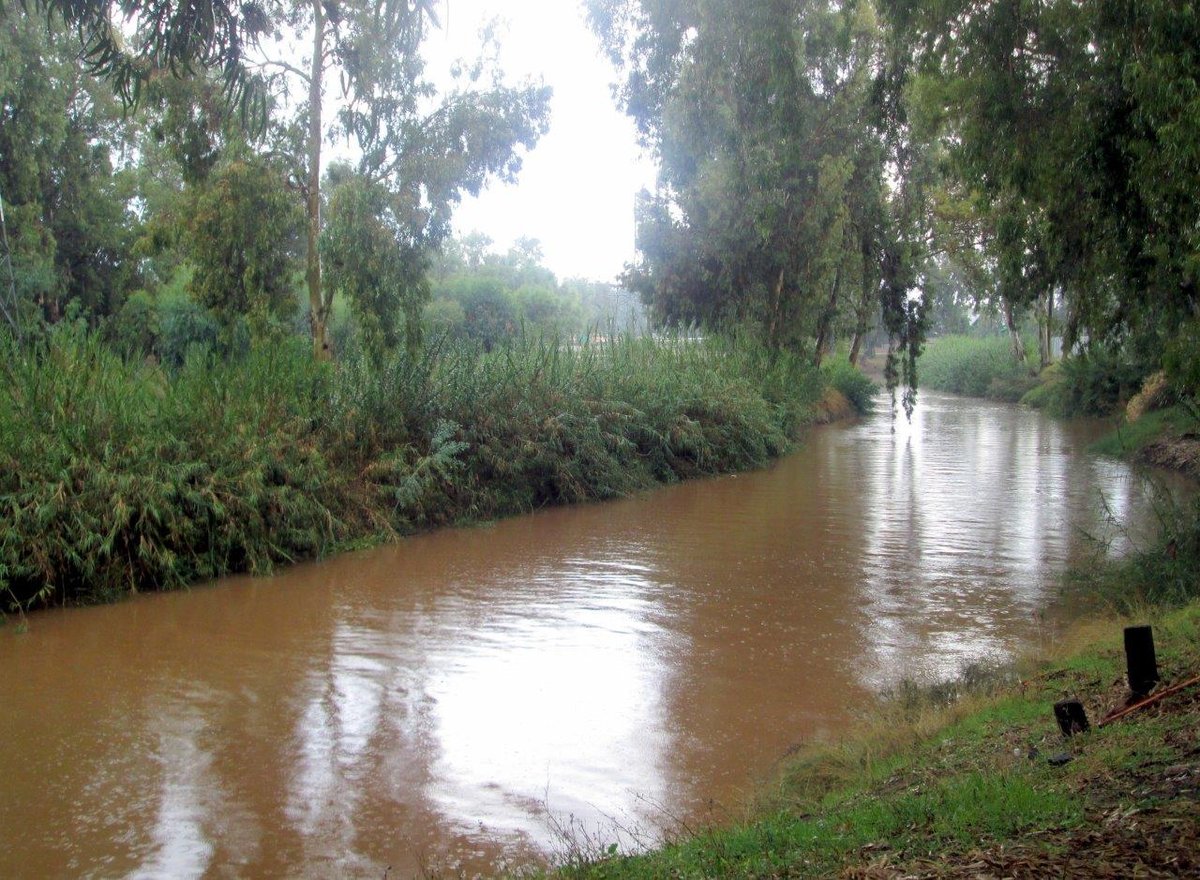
[423, 0, 656, 281]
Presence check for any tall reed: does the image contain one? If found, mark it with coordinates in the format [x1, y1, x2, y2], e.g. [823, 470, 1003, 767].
[0, 326, 835, 608]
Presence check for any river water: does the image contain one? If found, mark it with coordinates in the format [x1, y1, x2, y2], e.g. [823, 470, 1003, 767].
[0, 393, 1182, 877]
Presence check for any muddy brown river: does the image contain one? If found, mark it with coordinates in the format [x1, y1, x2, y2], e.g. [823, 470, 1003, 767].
[0, 393, 1182, 877]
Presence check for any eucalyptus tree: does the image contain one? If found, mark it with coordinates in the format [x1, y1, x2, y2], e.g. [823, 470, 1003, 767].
[258, 0, 551, 357]
[589, 0, 922, 385]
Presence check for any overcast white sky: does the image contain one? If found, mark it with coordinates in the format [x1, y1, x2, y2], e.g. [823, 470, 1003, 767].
[422, 0, 657, 281]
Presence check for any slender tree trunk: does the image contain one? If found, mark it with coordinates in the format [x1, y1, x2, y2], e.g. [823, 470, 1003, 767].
[1038, 287, 1054, 370]
[306, 0, 328, 360]
[849, 274, 878, 364]
[813, 264, 842, 368]
[766, 266, 785, 351]
[849, 251, 876, 367]
[1003, 295, 1028, 366]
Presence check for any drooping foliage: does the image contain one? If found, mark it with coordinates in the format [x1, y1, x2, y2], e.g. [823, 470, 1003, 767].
[884, 0, 1200, 385]
[9, 0, 271, 111]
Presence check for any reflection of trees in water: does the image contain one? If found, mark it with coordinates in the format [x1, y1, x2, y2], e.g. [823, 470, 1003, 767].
[852, 395, 1172, 690]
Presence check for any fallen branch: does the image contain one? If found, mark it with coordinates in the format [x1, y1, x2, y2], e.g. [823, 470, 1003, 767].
[1098, 674, 1200, 727]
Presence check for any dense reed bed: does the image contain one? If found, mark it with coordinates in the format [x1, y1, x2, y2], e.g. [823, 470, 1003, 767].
[919, 334, 1038, 401]
[0, 327, 840, 608]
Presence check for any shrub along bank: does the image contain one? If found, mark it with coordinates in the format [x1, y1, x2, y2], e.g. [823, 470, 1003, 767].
[919, 334, 1169, 421]
[0, 327, 856, 608]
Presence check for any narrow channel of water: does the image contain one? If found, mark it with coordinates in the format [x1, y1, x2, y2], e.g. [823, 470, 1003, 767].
[0, 393, 1182, 877]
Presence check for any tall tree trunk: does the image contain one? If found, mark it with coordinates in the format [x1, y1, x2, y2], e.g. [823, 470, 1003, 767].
[306, 0, 328, 359]
[813, 264, 842, 368]
[1037, 288, 1054, 370]
[848, 252, 876, 367]
[848, 330, 864, 367]
[766, 267, 785, 351]
[1003, 295, 1028, 366]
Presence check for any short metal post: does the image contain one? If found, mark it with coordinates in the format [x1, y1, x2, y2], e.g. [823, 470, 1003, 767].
[1124, 625, 1159, 699]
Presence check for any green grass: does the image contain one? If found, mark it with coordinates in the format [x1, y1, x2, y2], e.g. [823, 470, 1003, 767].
[918, 335, 1038, 401]
[0, 326, 830, 608]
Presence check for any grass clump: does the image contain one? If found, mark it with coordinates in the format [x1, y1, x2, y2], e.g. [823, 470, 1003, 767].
[919, 335, 1036, 401]
[1068, 492, 1200, 612]
[0, 326, 830, 609]
[1088, 405, 1195, 459]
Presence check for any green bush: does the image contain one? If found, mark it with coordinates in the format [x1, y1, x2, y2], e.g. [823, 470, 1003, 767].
[822, 358, 878, 413]
[1023, 349, 1146, 417]
[1055, 349, 1144, 416]
[156, 290, 220, 365]
[1164, 318, 1200, 400]
[105, 290, 159, 357]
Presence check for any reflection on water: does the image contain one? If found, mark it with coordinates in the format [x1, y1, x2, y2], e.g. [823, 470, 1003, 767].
[0, 393, 1183, 877]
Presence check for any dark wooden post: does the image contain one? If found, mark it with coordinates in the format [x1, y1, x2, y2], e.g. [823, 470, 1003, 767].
[1054, 699, 1089, 736]
[1124, 625, 1159, 699]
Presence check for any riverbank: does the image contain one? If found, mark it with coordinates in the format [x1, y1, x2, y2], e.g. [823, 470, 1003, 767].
[547, 598, 1200, 879]
[0, 327, 868, 609]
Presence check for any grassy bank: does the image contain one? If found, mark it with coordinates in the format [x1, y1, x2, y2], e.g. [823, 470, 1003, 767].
[0, 327, 863, 609]
[548, 590, 1200, 878]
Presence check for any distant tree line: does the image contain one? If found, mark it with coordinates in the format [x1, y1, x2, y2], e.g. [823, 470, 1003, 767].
[4, 0, 1199, 410]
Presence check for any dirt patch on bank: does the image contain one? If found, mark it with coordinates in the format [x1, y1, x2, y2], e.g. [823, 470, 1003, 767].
[1138, 434, 1200, 479]
[814, 387, 858, 424]
[845, 805, 1199, 879]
